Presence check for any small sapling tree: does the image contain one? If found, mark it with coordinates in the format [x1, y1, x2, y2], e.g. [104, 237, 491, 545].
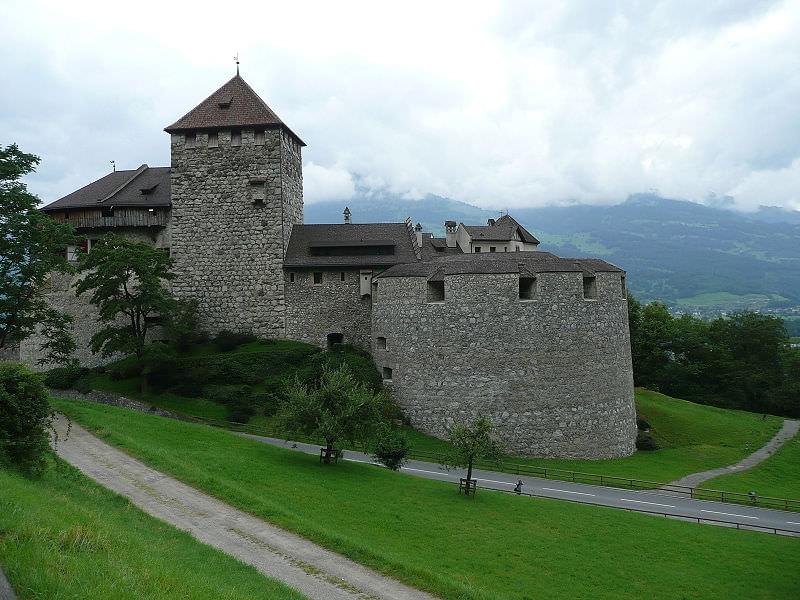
[442, 416, 505, 489]
[373, 426, 410, 471]
[75, 234, 177, 363]
[0, 144, 76, 352]
[278, 364, 392, 464]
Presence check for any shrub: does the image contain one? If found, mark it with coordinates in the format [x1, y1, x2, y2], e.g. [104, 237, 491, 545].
[0, 363, 55, 476]
[251, 390, 281, 417]
[73, 375, 93, 394]
[303, 346, 383, 392]
[636, 431, 658, 451]
[203, 384, 253, 406]
[108, 357, 143, 381]
[44, 365, 89, 390]
[141, 343, 178, 392]
[373, 427, 410, 471]
[213, 330, 257, 352]
[226, 398, 257, 424]
[636, 417, 651, 431]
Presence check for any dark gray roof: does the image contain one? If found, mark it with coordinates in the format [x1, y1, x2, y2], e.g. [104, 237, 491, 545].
[463, 215, 539, 244]
[285, 223, 418, 268]
[376, 252, 623, 278]
[421, 236, 464, 259]
[164, 74, 305, 146]
[41, 165, 171, 212]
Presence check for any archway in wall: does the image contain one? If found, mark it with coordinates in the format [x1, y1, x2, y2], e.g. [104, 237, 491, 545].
[326, 332, 344, 350]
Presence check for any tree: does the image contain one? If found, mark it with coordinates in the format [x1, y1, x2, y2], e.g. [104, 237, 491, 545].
[0, 363, 56, 476]
[74, 234, 177, 361]
[442, 416, 505, 486]
[0, 144, 76, 350]
[37, 309, 77, 367]
[373, 426, 410, 471]
[278, 364, 393, 464]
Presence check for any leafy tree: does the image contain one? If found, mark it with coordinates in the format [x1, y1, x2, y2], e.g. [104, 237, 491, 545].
[373, 426, 410, 471]
[37, 309, 77, 367]
[277, 364, 392, 464]
[442, 416, 505, 485]
[75, 234, 177, 361]
[0, 363, 56, 476]
[0, 144, 76, 350]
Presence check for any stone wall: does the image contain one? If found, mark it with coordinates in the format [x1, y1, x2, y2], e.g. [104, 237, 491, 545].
[284, 269, 373, 350]
[371, 270, 636, 459]
[169, 128, 302, 338]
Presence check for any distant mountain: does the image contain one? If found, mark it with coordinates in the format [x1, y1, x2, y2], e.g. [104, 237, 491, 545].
[305, 193, 800, 310]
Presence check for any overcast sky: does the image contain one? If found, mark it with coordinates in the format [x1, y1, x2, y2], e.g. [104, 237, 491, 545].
[2, 0, 799, 212]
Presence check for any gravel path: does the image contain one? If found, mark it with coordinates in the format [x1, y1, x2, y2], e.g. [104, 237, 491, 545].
[668, 418, 800, 489]
[52, 416, 438, 600]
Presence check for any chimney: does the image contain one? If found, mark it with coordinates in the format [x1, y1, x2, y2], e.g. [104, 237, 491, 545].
[445, 220, 457, 248]
[343, 206, 351, 224]
[487, 218, 495, 226]
[414, 222, 423, 248]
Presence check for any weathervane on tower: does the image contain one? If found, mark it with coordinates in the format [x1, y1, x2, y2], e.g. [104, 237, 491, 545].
[234, 53, 240, 75]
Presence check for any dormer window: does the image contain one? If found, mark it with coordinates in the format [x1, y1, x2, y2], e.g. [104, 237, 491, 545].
[231, 129, 242, 146]
[218, 95, 233, 109]
[140, 184, 158, 195]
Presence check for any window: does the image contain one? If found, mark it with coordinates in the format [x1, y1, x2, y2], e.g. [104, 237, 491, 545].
[231, 129, 242, 146]
[327, 332, 343, 349]
[185, 132, 196, 148]
[251, 182, 265, 206]
[621, 275, 627, 298]
[101, 206, 114, 218]
[382, 367, 393, 381]
[340, 271, 346, 282]
[255, 130, 265, 146]
[490, 246, 496, 253]
[376, 337, 387, 350]
[583, 275, 597, 300]
[519, 277, 536, 300]
[289, 272, 295, 283]
[504, 247, 508, 252]
[66, 245, 77, 262]
[63, 211, 70, 220]
[208, 132, 219, 148]
[427, 280, 445, 302]
[515, 246, 520, 252]
[371, 281, 379, 302]
[313, 272, 323, 285]
[474, 246, 481, 253]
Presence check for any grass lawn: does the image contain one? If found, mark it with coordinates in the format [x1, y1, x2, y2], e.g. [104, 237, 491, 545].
[704, 431, 800, 500]
[0, 460, 305, 600]
[53, 397, 800, 600]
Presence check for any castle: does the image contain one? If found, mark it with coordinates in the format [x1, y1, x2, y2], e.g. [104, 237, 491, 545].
[20, 73, 637, 458]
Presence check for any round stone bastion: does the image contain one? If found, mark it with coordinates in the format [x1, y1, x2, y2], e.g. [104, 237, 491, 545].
[370, 266, 637, 459]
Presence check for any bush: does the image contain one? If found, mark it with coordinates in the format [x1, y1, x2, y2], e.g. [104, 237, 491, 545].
[373, 427, 410, 471]
[636, 417, 651, 431]
[213, 330, 257, 352]
[108, 357, 143, 381]
[303, 345, 383, 392]
[44, 365, 89, 390]
[226, 398, 257, 424]
[635, 431, 658, 451]
[203, 384, 252, 406]
[73, 375, 93, 394]
[0, 363, 55, 476]
[141, 343, 178, 392]
[251, 390, 281, 417]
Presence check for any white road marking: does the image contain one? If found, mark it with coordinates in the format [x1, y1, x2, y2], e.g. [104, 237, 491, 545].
[475, 478, 515, 486]
[786, 521, 800, 526]
[403, 467, 449, 476]
[700, 509, 758, 519]
[541, 487, 596, 497]
[621, 499, 675, 508]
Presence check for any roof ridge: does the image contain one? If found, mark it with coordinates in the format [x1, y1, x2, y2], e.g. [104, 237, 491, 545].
[98, 164, 149, 204]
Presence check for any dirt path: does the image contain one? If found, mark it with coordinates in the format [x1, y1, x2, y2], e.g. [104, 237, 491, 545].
[668, 418, 800, 489]
[52, 416, 438, 600]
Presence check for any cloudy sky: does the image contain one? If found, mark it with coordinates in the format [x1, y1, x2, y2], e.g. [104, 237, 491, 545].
[2, 0, 799, 212]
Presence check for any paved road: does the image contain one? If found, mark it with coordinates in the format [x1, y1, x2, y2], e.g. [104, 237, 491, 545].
[239, 433, 800, 537]
[53, 417, 439, 600]
[670, 419, 800, 489]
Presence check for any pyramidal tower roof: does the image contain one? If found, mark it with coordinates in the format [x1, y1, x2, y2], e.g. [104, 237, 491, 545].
[164, 74, 305, 146]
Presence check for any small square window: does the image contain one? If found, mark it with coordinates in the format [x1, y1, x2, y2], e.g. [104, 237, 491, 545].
[376, 337, 387, 350]
[289, 272, 295, 283]
[313, 272, 323, 285]
[251, 182, 265, 205]
[340, 271, 346, 282]
[427, 280, 445, 303]
[185, 132, 196, 148]
[519, 277, 536, 300]
[474, 247, 481, 253]
[490, 246, 496, 253]
[583, 276, 597, 300]
[255, 130, 265, 146]
[208, 132, 218, 148]
[101, 206, 114, 218]
[382, 367, 393, 381]
[231, 129, 242, 146]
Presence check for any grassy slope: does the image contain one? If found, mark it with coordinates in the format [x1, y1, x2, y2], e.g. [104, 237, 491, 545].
[53, 398, 800, 600]
[704, 431, 800, 499]
[0, 461, 305, 600]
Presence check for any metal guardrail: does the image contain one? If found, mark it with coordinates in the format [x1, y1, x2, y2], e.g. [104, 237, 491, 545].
[180, 413, 800, 514]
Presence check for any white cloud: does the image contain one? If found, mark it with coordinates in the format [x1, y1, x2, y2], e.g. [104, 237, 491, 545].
[1, 0, 798, 212]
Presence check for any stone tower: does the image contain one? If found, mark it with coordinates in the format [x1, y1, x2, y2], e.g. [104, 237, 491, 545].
[165, 74, 304, 337]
